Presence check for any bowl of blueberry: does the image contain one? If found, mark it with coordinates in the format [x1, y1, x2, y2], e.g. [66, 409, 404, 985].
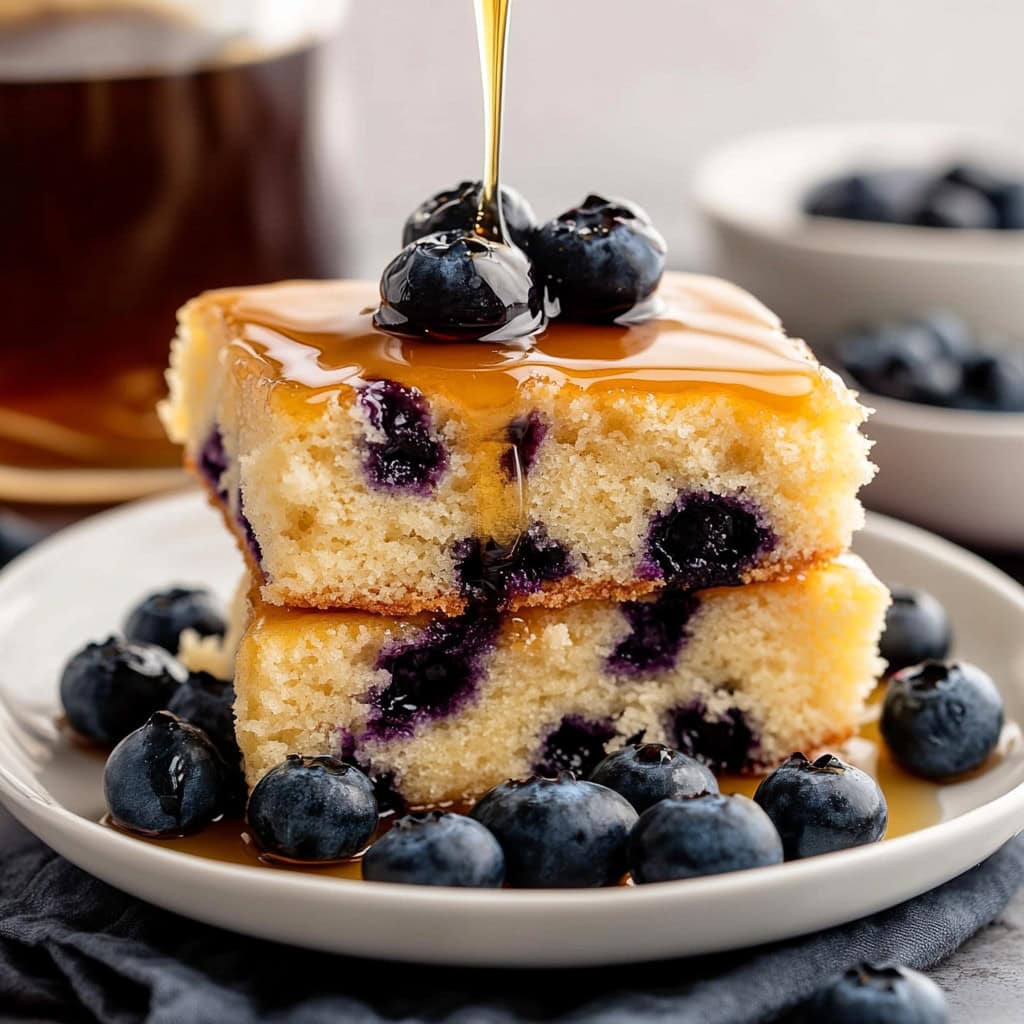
[830, 309, 1024, 547]
[695, 121, 1024, 344]
[696, 123, 1024, 547]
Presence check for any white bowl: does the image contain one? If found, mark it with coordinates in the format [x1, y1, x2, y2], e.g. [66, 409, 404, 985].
[695, 122, 1024, 549]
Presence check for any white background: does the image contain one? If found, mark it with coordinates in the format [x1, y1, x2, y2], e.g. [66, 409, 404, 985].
[327, 0, 1024, 277]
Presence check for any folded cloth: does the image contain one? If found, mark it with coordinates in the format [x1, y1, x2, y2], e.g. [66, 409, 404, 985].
[1, 819, 1022, 1024]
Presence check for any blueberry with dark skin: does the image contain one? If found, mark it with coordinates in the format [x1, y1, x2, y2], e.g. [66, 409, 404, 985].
[628, 793, 783, 883]
[362, 811, 505, 888]
[401, 180, 537, 250]
[909, 309, 975, 361]
[60, 637, 187, 745]
[123, 587, 226, 654]
[798, 963, 949, 1023]
[958, 350, 1024, 412]
[104, 711, 226, 837]
[167, 672, 245, 814]
[530, 194, 666, 321]
[836, 324, 962, 406]
[753, 753, 887, 860]
[912, 180, 1000, 229]
[882, 661, 1004, 779]
[589, 743, 718, 814]
[943, 163, 1024, 231]
[246, 755, 378, 862]
[374, 231, 544, 343]
[470, 773, 638, 888]
[880, 586, 953, 674]
[803, 170, 925, 224]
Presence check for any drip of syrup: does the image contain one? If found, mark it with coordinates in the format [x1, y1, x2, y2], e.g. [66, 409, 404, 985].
[473, 0, 511, 245]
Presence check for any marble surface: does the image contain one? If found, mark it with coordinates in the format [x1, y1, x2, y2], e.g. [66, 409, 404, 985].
[0, 801, 1020, 1020]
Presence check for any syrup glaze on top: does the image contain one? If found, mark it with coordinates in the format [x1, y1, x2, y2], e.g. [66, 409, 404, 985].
[227, 272, 819, 416]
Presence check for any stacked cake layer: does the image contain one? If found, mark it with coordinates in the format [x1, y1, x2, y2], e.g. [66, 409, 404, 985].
[160, 273, 874, 615]
[232, 557, 888, 807]
[163, 272, 886, 807]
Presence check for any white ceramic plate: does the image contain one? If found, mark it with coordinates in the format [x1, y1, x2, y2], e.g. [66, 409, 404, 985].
[0, 491, 1022, 967]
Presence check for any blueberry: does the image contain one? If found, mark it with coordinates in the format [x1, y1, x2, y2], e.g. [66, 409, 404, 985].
[362, 811, 505, 887]
[167, 672, 245, 813]
[943, 163, 1024, 230]
[753, 753, 887, 860]
[123, 587, 226, 654]
[607, 590, 700, 675]
[401, 180, 537, 250]
[836, 325, 961, 405]
[500, 411, 547, 480]
[0, 511, 44, 569]
[530, 194, 666, 321]
[882, 661, 1004, 779]
[912, 181, 999, 229]
[958, 350, 1024, 412]
[246, 755, 378, 861]
[909, 309, 975, 361]
[357, 379, 448, 493]
[470, 773, 638, 888]
[533, 716, 617, 778]
[645, 492, 773, 590]
[198, 426, 229, 500]
[374, 232, 544, 343]
[103, 711, 225, 836]
[801, 963, 949, 1023]
[880, 586, 953, 674]
[590, 743, 718, 813]
[60, 637, 186, 745]
[628, 793, 783, 883]
[670, 699, 761, 774]
[454, 523, 572, 605]
[804, 172, 913, 223]
[366, 611, 499, 740]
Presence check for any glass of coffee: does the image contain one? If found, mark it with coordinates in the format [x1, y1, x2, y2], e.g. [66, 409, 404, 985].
[0, 0, 348, 502]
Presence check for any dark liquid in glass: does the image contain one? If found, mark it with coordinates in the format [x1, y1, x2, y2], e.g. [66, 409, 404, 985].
[0, 6, 341, 472]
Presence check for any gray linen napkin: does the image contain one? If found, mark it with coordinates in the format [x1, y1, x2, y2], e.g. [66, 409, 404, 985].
[1, 819, 1021, 1024]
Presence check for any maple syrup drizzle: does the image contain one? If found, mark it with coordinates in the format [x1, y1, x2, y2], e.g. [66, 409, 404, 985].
[473, 0, 512, 244]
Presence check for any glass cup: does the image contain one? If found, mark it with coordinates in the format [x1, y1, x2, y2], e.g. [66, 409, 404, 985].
[0, 0, 348, 502]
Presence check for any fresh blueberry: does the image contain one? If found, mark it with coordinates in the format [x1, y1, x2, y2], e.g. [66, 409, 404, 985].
[530, 194, 666, 321]
[628, 793, 783, 883]
[801, 963, 949, 1023]
[401, 180, 537, 250]
[0, 511, 44, 569]
[470, 773, 638, 888]
[167, 672, 245, 813]
[590, 743, 718, 813]
[645, 492, 773, 590]
[246, 755, 378, 861]
[836, 325, 962, 405]
[882, 661, 1004, 779]
[804, 171, 921, 223]
[123, 587, 226, 654]
[994, 182, 1024, 230]
[103, 711, 226, 836]
[357, 379, 448, 494]
[912, 181, 999, 229]
[60, 637, 186, 745]
[533, 716, 617, 778]
[943, 163, 1024, 231]
[880, 586, 953, 674]
[909, 309, 975, 361]
[958, 350, 1024, 412]
[500, 411, 547, 480]
[362, 811, 505, 887]
[374, 231, 544, 343]
[753, 752, 887, 860]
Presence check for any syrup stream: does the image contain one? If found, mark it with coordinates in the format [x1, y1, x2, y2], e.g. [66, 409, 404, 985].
[473, 0, 512, 244]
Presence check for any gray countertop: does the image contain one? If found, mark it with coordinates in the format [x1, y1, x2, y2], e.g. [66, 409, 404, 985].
[2, 805, 1020, 1022]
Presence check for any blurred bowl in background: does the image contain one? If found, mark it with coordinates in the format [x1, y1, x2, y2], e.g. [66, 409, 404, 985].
[695, 122, 1024, 550]
[694, 121, 1024, 343]
[859, 392, 1024, 549]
